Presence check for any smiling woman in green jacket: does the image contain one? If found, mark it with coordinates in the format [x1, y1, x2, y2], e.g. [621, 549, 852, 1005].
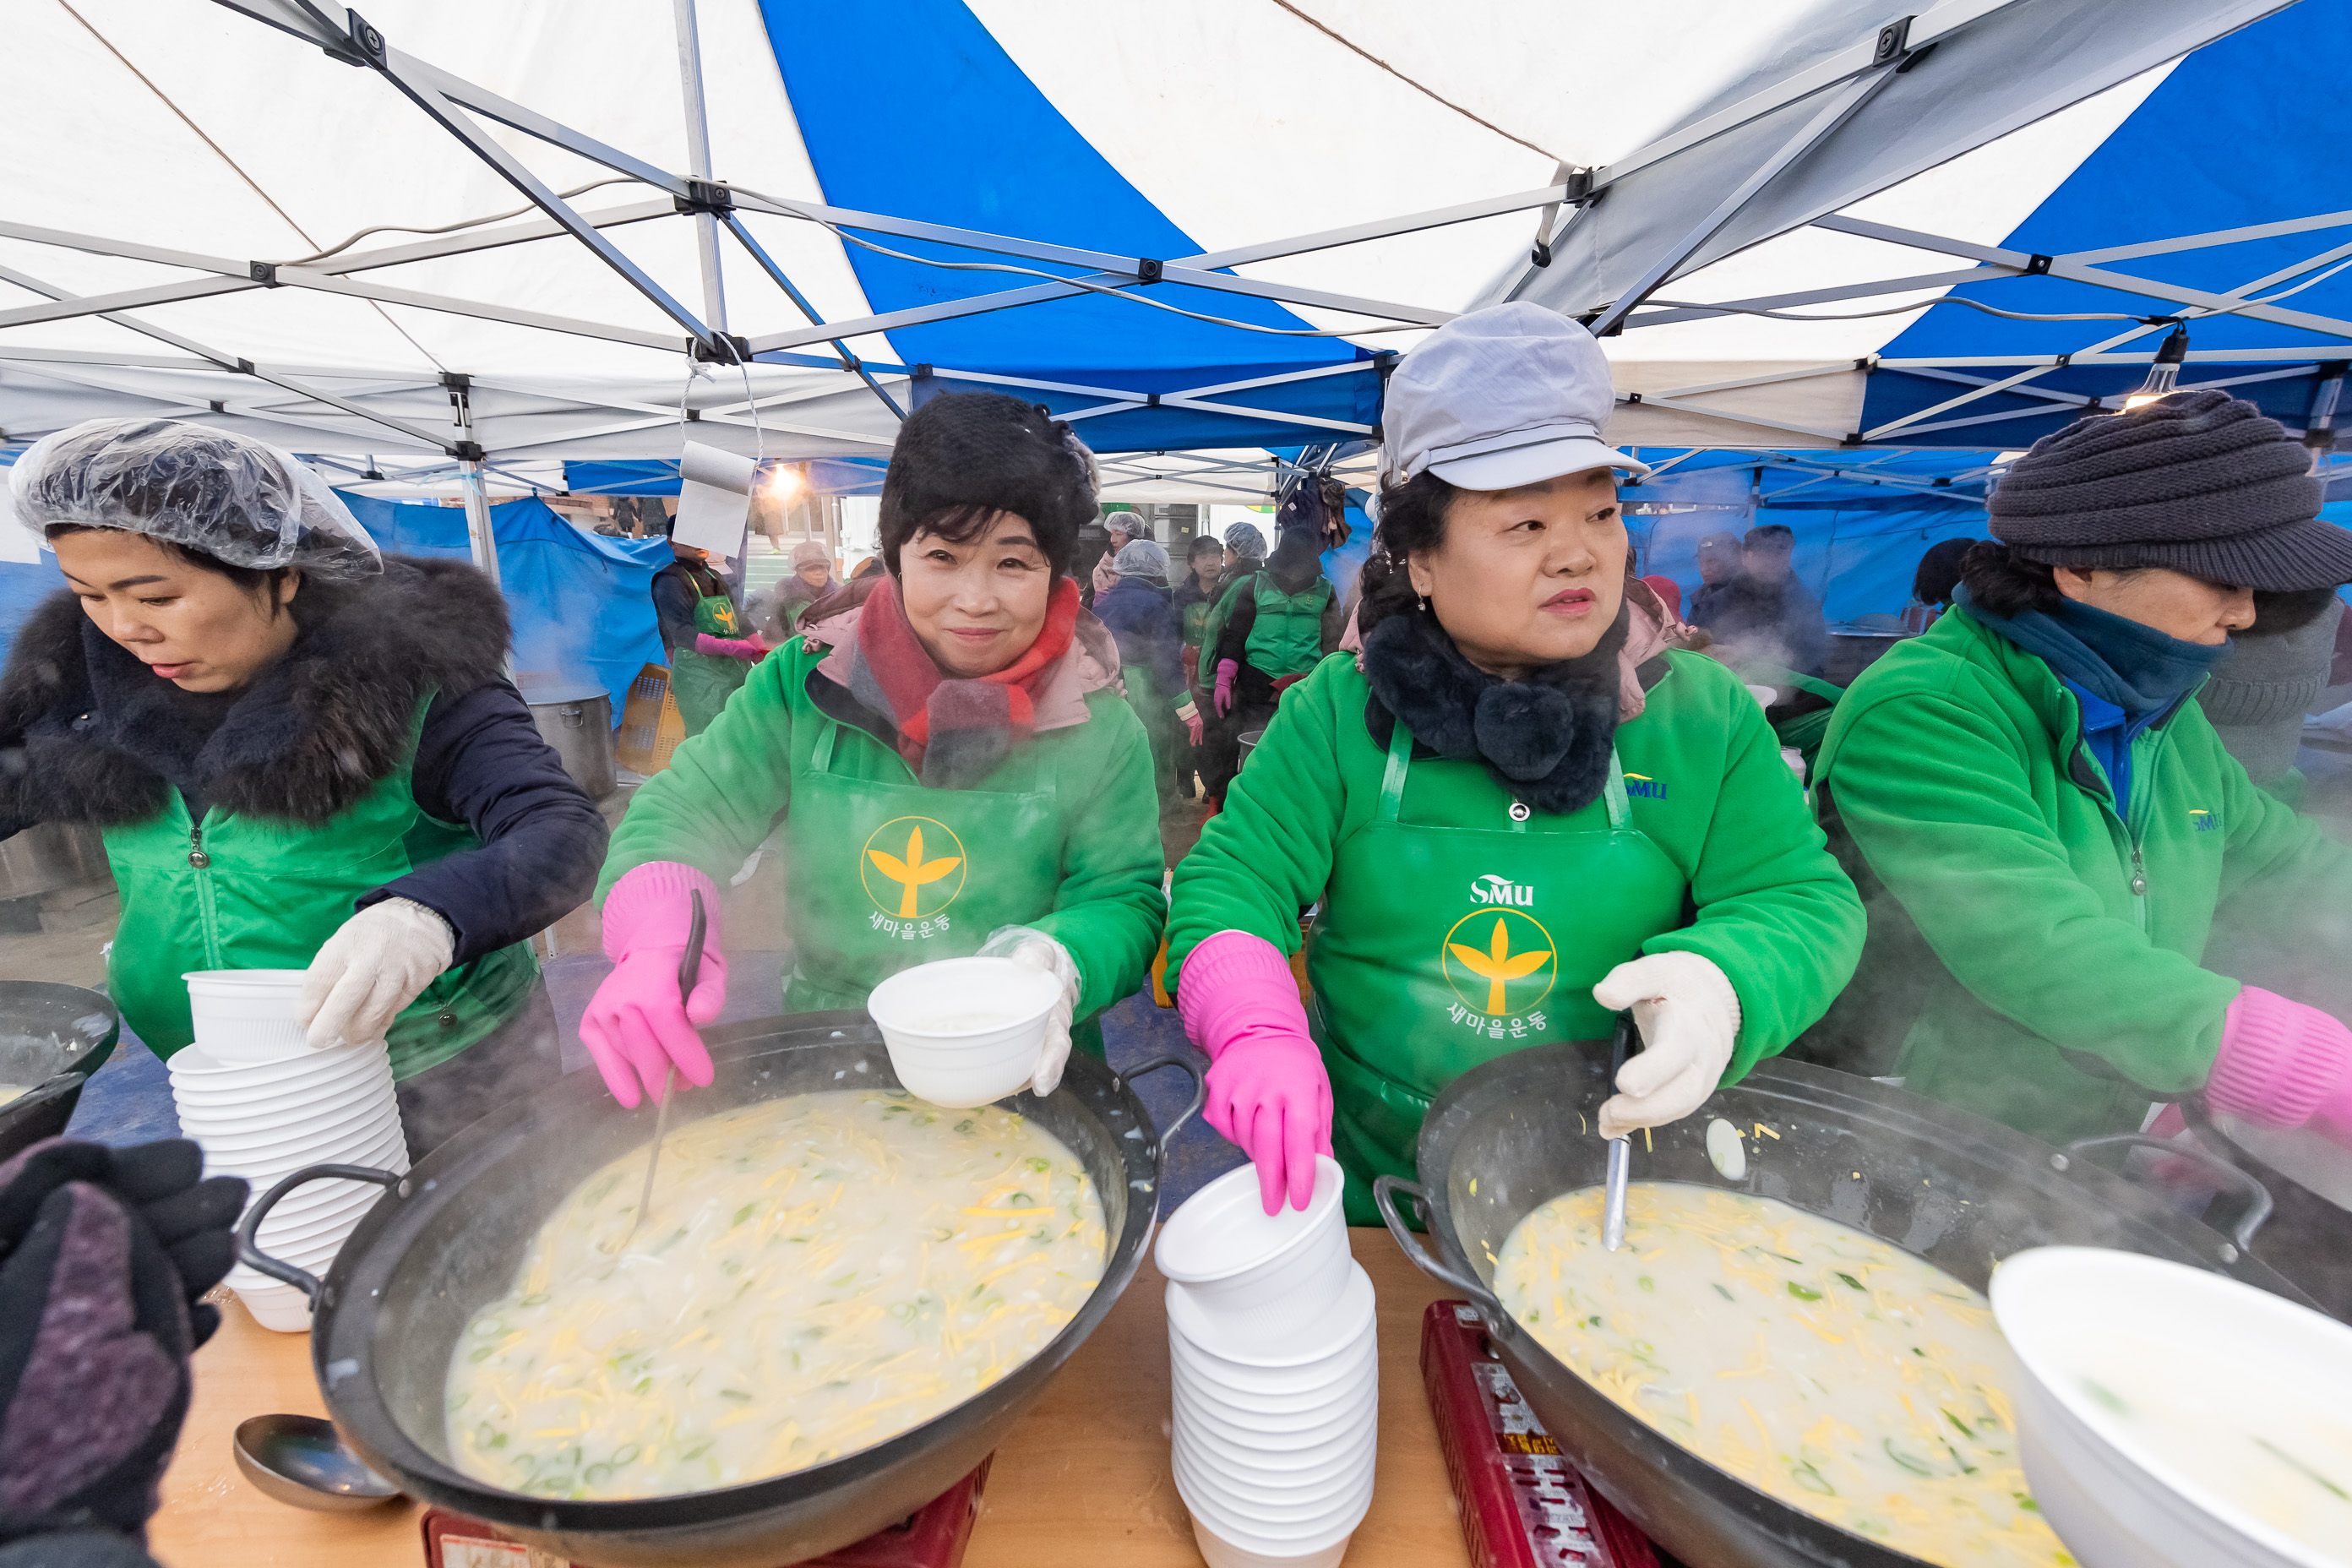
[580, 395, 1166, 1109]
[1165, 306, 1865, 1220]
[1809, 391, 2352, 1149]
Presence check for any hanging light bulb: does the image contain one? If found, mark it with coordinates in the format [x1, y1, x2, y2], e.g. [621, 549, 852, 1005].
[2121, 325, 2191, 411]
[765, 463, 804, 504]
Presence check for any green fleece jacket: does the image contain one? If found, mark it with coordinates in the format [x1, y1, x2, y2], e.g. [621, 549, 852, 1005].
[1167, 651, 1865, 1081]
[1809, 607, 2352, 1145]
[598, 640, 1167, 1043]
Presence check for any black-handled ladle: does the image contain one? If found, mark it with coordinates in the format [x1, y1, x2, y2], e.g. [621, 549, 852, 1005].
[624, 887, 705, 1245]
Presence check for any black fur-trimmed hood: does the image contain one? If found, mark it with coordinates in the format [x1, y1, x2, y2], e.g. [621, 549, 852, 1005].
[0, 555, 510, 826]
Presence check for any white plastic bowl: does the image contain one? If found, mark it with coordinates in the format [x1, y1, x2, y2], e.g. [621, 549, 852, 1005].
[1157, 1157, 1349, 1353]
[1177, 1421, 1375, 1492]
[1191, 1515, 1352, 1568]
[1174, 1449, 1375, 1541]
[1174, 1393, 1375, 1459]
[221, 1134, 408, 1199]
[1171, 1342, 1377, 1418]
[172, 1048, 390, 1100]
[1992, 1245, 2352, 1568]
[1166, 1261, 1375, 1380]
[184, 1092, 400, 1151]
[1172, 1375, 1376, 1440]
[867, 957, 1059, 1109]
[1170, 1318, 1377, 1402]
[1173, 1436, 1375, 1511]
[171, 1072, 394, 1125]
[182, 969, 319, 1063]
[232, 1279, 315, 1333]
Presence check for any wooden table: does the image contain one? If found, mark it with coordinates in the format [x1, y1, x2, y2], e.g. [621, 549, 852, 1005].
[151, 1230, 1475, 1568]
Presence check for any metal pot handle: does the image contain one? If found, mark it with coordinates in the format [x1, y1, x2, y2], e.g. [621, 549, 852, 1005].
[2061, 1132, 2274, 1255]
[1113, 1054, 1206, 1153]
[1372, 1174, 1505, 1317]
[235, 1163, 406, 1301]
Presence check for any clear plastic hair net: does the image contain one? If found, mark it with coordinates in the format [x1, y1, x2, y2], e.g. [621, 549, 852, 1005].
[8, 418, 383, 579]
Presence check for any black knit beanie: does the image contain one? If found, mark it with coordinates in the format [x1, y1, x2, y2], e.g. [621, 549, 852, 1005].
[877, 392, 1097, 576]
[1988, 389, 2352, 591]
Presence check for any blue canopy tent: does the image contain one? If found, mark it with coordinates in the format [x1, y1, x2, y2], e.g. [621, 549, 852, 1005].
[337, 494, 669, 725]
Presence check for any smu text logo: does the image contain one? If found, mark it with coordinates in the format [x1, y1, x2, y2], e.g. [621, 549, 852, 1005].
[1624, 771, 1668, 800]
[2189, 808, 2219, 832]
[1468, 873, 1536, 906]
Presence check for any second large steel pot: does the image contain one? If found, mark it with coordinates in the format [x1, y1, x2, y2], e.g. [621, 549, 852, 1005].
[1377, 1043, 2306, 1568]
[237, 1013, 1199, 1567]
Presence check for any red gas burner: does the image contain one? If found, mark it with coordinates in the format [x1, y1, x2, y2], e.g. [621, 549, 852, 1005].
[1419, 1301, 1663, 1568]
[420, 1457, 990, 1568]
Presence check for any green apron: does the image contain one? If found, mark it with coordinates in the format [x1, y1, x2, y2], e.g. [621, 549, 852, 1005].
[1307, 720, 1688, 1222]
[777, 717, 1109, 1056]
[101, 706, 537, 1080]
[671, 583, 749, 737]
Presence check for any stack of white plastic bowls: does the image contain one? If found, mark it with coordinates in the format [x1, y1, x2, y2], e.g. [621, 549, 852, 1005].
[1157, 1156, 1375, 1568]
[867, 956, 1060, 1108]
[169, 970, 407, 1331]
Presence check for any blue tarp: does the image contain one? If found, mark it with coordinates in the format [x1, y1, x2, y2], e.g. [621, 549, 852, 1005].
[752, 0, 1374, 451]
[338, 494, 668, 724]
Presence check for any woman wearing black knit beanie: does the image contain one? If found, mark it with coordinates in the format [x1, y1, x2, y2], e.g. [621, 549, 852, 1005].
[1806, 389, 2352, 1170]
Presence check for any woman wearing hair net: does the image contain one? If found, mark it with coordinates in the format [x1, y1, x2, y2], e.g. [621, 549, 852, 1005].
[0, 419, 608, 1156]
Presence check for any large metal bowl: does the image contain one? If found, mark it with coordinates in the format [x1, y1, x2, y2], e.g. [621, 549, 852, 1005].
[1375, 1042, 2308, 1568]
[236, 1013, 1199, 1567]
[0, 980, 121, 1162]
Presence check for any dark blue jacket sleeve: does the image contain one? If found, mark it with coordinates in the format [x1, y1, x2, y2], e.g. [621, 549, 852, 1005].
[359, 683, 608, 961]
[651, 568, 700, 655]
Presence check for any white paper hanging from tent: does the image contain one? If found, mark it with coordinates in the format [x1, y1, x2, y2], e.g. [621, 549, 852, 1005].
[672, 442, 758, 558]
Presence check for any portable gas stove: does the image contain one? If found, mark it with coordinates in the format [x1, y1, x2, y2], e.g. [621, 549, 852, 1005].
[1420, 1301, 1666, 1568]
[421, 1457, 989, 1568]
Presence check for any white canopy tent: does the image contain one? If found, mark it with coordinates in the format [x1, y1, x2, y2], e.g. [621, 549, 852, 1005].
[0, 0, 2332, 532]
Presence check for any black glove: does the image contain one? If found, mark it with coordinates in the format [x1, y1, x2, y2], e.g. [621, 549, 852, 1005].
[0, 1140, 248, 1544]
[0, 1141, 246, 1348]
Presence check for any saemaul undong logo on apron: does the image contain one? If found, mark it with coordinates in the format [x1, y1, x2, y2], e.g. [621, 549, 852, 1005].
[862, 817, 966, 920]
[1440, 908, 1557, 1038]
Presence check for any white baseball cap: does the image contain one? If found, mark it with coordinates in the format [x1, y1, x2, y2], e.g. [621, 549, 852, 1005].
[1380, 302, 1649, 491]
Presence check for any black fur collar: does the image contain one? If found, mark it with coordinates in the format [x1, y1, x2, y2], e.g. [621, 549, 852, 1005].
[1361, 603, 1627, 816]
[0, 555, 509, 825]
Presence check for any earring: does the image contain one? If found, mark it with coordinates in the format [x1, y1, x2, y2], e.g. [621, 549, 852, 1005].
[1418, 594, 1429, 613]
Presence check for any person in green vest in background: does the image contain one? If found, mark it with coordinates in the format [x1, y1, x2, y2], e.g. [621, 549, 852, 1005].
[1199, 526, 1345, 808]
[1165, 305, 1865, 1217]
[1093, 537, 1203, 812]
[581, 393, 1166, 1109]
[0, 419, 607, 1155]
[1807, 391, 2352, 1150]
[653, 532, 765, 736]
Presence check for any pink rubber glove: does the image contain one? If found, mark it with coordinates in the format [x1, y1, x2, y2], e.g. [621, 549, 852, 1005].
[2208, 987, 2352, 1146]
[580, 863, 727, 1108]
[1177, 929, 1332, 1214]
[1213, 659, 1239, 718]
[1185, 712, 1206, 746]
[695, 633, 766, 663]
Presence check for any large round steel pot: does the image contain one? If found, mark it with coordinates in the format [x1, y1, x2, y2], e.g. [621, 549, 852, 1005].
[523, 684, 618, 799]
[0, 819, 110, 902]
[235, 1012, 1200, 1567]
[2184, 1097, 2352, 1320]
[0, 980, 121, 1162]
[1375, 1042, 2306, 1568]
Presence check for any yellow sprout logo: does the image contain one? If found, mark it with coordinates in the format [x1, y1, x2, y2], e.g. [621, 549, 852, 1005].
[862, 817, 966, 918]
[1441, 910, 1557, 1017]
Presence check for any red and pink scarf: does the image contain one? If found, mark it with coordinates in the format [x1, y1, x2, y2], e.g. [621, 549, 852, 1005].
[844, 575, 1081, 787]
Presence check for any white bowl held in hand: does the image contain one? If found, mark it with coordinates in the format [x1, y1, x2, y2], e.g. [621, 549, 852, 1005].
[1157, 1157, 1349, 1353]
[1991, 1246, 2352, 1568]
[867, 957, 1060, 1109]
[182, 970, 318, 1064]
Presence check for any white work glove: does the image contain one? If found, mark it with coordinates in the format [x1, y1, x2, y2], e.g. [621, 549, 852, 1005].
[978, 925, 1080, 1097]
[1592, 950, 1741, 1141]
[297, 897, 457, 1050]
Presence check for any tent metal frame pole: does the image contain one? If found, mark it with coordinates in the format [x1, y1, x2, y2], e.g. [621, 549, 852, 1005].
[716, 213, 906, 418]
[672, 0, 727, 337]
[448, 381, 501, 585]
[1588, 65, 1901, 339]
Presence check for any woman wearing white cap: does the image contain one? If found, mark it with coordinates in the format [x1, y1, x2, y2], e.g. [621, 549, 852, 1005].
[1164, 305, 1865, 1217]
[0, 419, 607, 1154]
